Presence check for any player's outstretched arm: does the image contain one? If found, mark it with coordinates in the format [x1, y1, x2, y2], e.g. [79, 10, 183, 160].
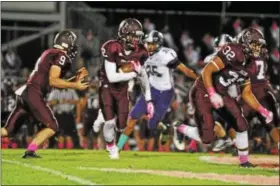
[49, 65, 89, 90]
[241, 81, 273, 123]
[201, 56, 225, 109]
[137, 67, 154, 118]
[105, 60, 137, 83]
[176, 63, 198, 80]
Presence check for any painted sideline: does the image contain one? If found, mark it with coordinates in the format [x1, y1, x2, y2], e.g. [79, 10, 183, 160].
[3, 159, 97, 185]
[77, 166, 279, 185]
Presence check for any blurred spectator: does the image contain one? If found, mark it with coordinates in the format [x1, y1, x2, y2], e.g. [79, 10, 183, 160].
[270, 48, 280, 85]
[81, 29, 101, 76]
[270, 20, 279, 48]
[183, 45, 200, 70]
[180, 31, 193, 49]
[232, 18, 243, 35]
[19, 68, 30, 84]
[3, 48, 22, 76]
[199, 33, 214, 65]
[162, 25, 178, 51]
[202, 33, 215, 51]
[143, 18, 155, 33]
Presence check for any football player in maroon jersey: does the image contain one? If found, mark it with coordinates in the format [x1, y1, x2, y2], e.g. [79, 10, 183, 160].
[176, 28, 273, 167]
[241, 44, 279, 150]
[1, 30, 89, 158]
[98, 18, 153, 159]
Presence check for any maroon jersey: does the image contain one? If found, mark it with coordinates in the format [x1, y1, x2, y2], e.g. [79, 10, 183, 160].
[99, 40, 148, 89]
[246, 57, 268, 84]
[212, 43, 249, 96]
[27, 48, 71, 97]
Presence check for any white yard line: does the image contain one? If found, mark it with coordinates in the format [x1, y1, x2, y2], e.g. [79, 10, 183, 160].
[3, 159, 97, 185]
[77, 166, 279, 185]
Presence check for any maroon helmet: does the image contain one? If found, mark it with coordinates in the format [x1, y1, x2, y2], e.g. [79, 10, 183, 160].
[118, 18, 144, 50]
[237, 27, 266, 58]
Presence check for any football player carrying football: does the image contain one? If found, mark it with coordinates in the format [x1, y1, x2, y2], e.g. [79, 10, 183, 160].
[98, 18, 153, 159]
[116, 30, 198, 157]
[1, 30, 89, 158]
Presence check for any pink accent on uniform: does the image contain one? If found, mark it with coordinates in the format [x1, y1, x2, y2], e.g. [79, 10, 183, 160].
[11, 142, 17, 149]
[207, 87, 216, 96]
[1, 137, 9, 149]
[124, 143, 130, 151]
[147, 102, 155, 119]
[27, 143, 38, 152]
[58, 143, 64, 149]
[177, 124, 187, 134]
[147, 146, 153, 152]
[257, 106, 269, 117]
[107, 141, 115, 148]
[93, 142, 98, 149]
[188, 140, 197, 152]
[83, 142, 88, 149]
[239, 155, 248, 164]
[66, 142, 73, 149]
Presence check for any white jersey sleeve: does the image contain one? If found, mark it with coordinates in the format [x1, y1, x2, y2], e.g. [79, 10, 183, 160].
[164, 48, 180, 68]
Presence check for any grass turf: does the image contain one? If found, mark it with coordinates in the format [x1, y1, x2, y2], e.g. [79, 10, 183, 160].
[2, 149, 278, 185]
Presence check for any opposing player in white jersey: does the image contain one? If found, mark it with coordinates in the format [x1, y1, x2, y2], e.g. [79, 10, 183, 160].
[117, 30, 198, 153]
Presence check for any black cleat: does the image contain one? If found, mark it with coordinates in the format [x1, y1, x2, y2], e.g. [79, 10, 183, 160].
[159, 122, 170, 145]
[22, 151, 41, 159]
[239, 162, 257, 168]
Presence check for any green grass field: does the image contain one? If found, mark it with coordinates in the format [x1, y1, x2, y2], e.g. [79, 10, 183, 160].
[2, 149, 279, 185]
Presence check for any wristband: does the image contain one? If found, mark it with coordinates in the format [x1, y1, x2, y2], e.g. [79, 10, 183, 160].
[257, 106, 269, 117]
[207, 87, 216, 96]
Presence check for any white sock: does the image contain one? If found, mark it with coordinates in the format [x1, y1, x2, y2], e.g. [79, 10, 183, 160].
[236, 131, 249, 164]
[178, 124, 201, 142]
[235, 131, 249, 150]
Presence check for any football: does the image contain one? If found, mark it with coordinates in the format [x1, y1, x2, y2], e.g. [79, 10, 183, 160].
[118, 63, 134, 73]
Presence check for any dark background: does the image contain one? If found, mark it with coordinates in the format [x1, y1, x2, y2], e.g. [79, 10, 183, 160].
[2, 1, 280, 69]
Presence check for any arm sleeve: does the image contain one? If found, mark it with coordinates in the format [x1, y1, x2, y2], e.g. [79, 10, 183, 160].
[128, 79, 135, 92]
[105, 60, 137, 83]
[166, 49, 180, 69]
[138, 68, 152, 101]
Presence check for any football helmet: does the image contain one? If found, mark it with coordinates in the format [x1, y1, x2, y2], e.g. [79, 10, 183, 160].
[144, 30, 164, 54]
[54, 30, 78, 60]
[237, 27, 266, 58]
[118, 18, 144, 50]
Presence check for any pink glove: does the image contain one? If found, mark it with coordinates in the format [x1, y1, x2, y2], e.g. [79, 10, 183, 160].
[147, 101, 154, 119]
[207, 87, 224, 109]
[131, 60, 142, 74]
[258, 106, 273, 124]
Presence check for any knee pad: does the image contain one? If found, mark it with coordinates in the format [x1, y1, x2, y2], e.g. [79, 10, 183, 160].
[103, 119, 116, 142]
